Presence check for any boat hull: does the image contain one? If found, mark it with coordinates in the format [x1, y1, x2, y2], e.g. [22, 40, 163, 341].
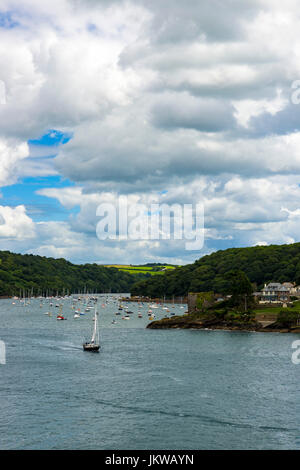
[83, 343, 100, 352]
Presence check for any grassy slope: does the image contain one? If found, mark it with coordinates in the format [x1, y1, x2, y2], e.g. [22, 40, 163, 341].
[103, 264, 177, 276]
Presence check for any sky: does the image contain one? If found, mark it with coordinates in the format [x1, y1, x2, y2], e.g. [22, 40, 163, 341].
[1, 0, 300, 264]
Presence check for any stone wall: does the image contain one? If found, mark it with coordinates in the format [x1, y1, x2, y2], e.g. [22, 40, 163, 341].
[187, 293, 198, 313]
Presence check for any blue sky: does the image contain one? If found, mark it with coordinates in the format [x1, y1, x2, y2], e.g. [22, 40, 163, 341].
[0, 11, 19, 29]
[1, 130, 77, 222]
[1, 175, 78, 222]
[0, 0, 300, 264]
[28, 129, 72, 147]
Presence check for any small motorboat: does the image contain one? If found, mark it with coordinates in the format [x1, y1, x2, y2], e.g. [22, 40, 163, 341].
[75, 308, 85, 315]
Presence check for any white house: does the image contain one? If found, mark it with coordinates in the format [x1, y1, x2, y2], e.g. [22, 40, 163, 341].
[260, 282, 291, 303]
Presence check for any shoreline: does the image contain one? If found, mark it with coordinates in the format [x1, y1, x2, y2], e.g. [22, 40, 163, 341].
[146, 316, 300, 334]
[121, 296, 188, 304]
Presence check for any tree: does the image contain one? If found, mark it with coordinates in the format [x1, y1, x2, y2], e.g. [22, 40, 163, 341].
[131, 242, 300, 299]
[226, 270, 255, 313]
[0, 250, 151, 296]
[196, 292, 215, 312]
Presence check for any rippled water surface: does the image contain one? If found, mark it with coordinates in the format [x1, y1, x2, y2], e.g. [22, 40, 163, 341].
[0, 295, 299, 449]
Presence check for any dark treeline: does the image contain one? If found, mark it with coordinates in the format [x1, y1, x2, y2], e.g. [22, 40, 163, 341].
[131, 243, 300, 298]
[0, 251, 149, 296]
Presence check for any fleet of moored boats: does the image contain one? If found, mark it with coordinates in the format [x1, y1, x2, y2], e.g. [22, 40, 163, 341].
[10, 294, 188, 353]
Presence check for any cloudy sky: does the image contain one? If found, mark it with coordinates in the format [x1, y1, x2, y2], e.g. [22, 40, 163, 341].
[0, 0, 300, 264]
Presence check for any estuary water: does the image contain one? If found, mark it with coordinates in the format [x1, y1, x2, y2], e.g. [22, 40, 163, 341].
[0, 295, 299, 450]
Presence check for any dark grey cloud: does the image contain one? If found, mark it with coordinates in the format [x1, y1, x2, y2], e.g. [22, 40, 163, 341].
[151, 93, 236, 132]
[248, 101, 300, 137]
[145, 0, 263, 43]
[72, 0, 262, 41]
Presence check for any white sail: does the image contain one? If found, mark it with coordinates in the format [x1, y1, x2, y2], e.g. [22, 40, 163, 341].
[91, 308, 98, 343]
[83, 304, 100, 351]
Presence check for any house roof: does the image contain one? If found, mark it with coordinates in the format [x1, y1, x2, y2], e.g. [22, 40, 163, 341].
[262, 283, 290, 292]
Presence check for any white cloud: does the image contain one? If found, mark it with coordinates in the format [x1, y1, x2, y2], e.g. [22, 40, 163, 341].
[0, 205, 35, 239]
[1, 0, 300, 262]
[0, 138, 29, 186]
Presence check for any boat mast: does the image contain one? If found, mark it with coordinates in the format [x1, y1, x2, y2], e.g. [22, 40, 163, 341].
[91, 306, 99, 344]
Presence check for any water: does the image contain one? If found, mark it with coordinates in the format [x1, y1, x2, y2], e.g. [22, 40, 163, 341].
[0, 295, 299, 449]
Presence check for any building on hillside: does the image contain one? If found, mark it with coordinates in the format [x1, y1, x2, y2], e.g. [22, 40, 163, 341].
[260, 282, 291, 303]
[282, 282, 295, 292]
[289, 284, 300, 296]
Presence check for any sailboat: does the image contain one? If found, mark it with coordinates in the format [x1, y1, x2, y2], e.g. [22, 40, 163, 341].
[57, 305, 66, 320]
[83, 307, 100, 352]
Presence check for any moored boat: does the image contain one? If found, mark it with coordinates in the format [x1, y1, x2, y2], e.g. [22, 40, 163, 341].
[57, 305, 66, 320]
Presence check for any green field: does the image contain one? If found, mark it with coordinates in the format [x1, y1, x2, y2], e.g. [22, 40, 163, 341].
[254, 306, 284, 314]
[104, 264, 177, 275]
[254, 300, 300, 317]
